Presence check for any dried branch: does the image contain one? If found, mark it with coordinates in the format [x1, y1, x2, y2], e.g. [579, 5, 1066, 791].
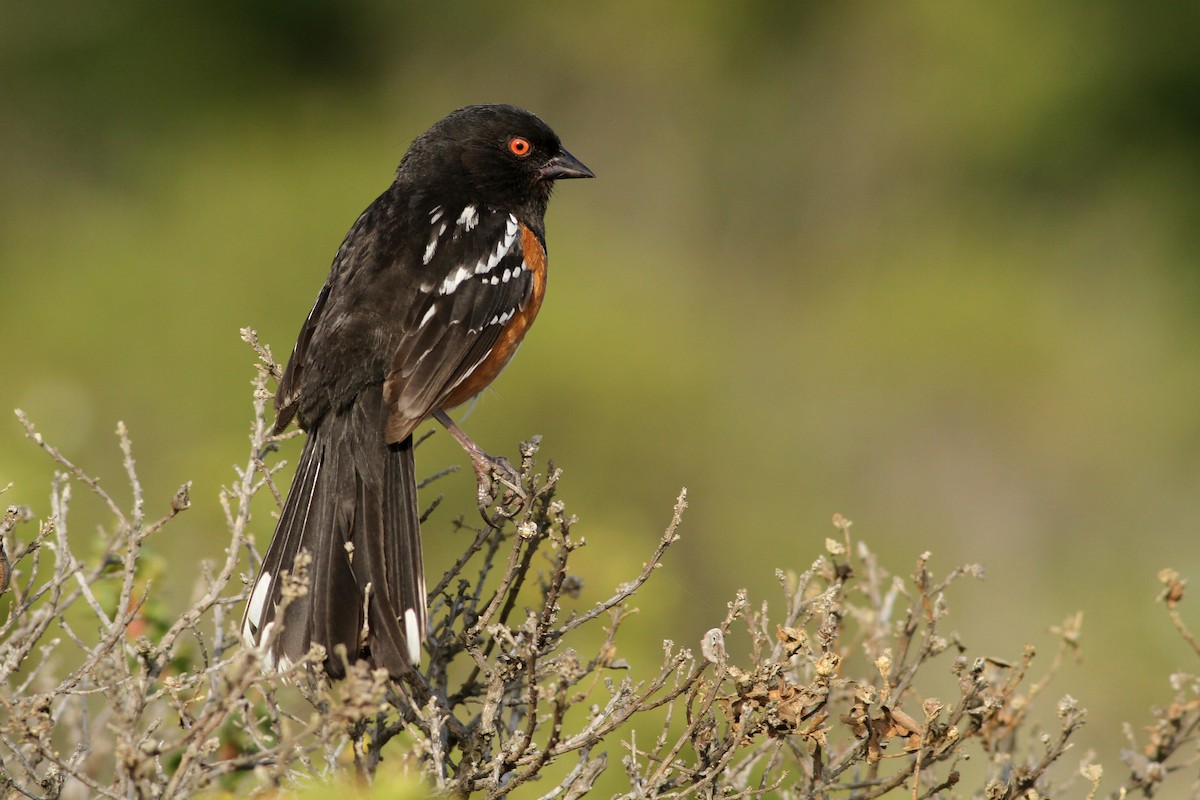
[5, 330, 1200, 799]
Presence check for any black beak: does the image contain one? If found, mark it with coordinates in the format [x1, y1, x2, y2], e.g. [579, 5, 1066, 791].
[541, 147, 594, 181]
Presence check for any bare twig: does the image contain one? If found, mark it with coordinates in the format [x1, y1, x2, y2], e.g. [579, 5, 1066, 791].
[9, 334, 1197, 799]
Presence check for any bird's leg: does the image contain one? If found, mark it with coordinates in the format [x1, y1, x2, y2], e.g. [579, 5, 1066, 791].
[432, 410, 526, 513]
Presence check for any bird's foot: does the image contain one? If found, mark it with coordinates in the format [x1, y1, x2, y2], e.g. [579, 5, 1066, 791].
[470, 452, 527, 527]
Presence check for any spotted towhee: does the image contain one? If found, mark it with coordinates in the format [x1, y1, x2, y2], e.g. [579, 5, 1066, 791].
[241, 104, 593, 678]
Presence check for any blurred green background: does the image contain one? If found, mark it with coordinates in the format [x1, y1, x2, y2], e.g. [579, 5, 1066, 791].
[5, 0, 1200, 784]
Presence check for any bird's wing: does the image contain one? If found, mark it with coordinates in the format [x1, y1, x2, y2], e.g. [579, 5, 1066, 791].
[384, 205, 534, 439]
[274, 195, 533, 438]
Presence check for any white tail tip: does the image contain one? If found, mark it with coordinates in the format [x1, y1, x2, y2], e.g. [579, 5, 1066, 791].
[404, 608, 422, 664]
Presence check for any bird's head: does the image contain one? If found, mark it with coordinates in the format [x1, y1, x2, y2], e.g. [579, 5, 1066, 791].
[399, 104, 593, 218]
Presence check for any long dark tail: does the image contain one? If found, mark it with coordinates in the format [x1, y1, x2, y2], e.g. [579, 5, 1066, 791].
[241, 387, 425, 678]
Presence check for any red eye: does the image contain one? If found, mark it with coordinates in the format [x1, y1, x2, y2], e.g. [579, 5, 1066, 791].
[508, 137, 532, 157]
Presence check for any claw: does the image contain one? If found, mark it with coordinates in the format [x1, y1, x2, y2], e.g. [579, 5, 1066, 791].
[469, 452, 528, 527]
[431, 408, 530, 528]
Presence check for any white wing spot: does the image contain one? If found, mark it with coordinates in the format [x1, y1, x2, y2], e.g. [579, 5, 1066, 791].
[457, 205, 479, 230]
[441, 215, 520, 293]
[418, 304, 437, 329]
[438, 264, 474, 295]
[404, 608, 422, 664]
[487, 308, 516, 327]
[501, 267, 512, 283]
[429, 206, 444, 223]
[473, 214, 519, 276]
[424, 223, 448, 266]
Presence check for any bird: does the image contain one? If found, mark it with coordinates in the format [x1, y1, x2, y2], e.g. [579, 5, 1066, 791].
[241, 104, 593, 678]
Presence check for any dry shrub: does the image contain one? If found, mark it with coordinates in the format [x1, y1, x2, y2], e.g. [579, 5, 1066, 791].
[1, 331, 1197, 799]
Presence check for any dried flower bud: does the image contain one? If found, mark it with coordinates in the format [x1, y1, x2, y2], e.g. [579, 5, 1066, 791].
[171, 482, 192, 513]
[875, 649, 892, 680]
[700, 628, 726, 665]
[1157, 569, 1186, 606]
[776, 624, 807, 656]
[815, 652, 840, 678]
[923, 697, 944, 721]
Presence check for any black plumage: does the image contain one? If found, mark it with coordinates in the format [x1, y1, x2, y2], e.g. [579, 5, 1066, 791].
[242, 104, 592, 677]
